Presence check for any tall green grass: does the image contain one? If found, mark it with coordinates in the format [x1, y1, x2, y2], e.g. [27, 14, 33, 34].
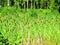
[0, 8, 60, 45]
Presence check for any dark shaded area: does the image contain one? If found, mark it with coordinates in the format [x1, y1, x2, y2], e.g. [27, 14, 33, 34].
[0, 32, 9, 45]
[35, 0, 40, 9]
[10, 0, 15, 6]
[28, 0, 31, 8]
[59, 6, 60, 13]
[55, 0, 58, 4]
[0, 0, 3, 7]
[24, 1, 27, 9]
[19, 3, 24, 9]
[38, 0, 40, 8]
[54, 0, 60, 13]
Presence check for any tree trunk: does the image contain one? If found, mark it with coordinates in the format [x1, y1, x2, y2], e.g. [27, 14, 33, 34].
[27, 0, 28, 11]
[31, 0, 32, 9]
[7, 0, 10, 6]
[24, 1, 25, 9]
[0, 0, 2, 7]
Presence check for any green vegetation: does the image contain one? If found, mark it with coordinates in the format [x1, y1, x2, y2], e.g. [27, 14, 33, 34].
[0, 0, 60, 45]
[0, 0, 60, 10]
[0, 8, 60, 45]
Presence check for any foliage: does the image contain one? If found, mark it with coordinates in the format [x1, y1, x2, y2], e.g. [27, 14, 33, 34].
[0, 0, 60, 9]
[0, 8, 60, 45]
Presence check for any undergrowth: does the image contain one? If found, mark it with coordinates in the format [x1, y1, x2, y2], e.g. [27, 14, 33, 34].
[0, 7, 60, 45]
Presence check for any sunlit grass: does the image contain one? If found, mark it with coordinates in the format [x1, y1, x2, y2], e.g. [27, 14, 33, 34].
[0, 8, 60, 45]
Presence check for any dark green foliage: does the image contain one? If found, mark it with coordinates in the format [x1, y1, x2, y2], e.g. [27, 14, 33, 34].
[30, 10, 37, 18]
[0, 0, 60, 11]
[0, 32, 9, 45]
